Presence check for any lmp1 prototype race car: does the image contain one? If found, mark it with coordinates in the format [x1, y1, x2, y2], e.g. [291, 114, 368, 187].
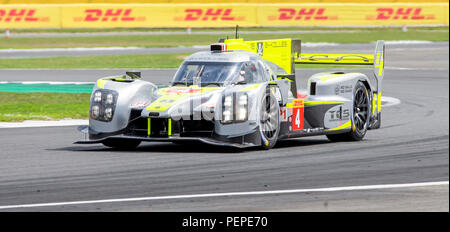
[76, 37, 385, 149]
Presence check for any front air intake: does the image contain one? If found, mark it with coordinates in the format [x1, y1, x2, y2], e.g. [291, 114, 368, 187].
[310, 82, 316, 95]
[148, 112, 160, 117]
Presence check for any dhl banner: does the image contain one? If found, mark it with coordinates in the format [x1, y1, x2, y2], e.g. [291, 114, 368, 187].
[258, 3, 449, 26]
[60, 4, 258, 28]
[0, 5, 60, 28]
[0, 3, 448, 28]
[2, 1, 449, 4]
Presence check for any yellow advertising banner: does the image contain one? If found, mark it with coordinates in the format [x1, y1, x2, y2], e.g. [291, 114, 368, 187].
[0, 3, 448, 28]
[60, 4, 258, 28]
[257, 3, 449, 26]
[170, 4, 258, 27]
[0, 4, 60, 28]
[2, 1, 449, 4]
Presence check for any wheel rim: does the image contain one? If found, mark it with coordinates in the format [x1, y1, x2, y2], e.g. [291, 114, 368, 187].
[260, 94, 279, 139]
[353, 87, 369, 132]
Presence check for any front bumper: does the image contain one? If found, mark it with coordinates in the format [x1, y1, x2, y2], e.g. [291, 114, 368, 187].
[75, 134, 257, 148]
[75, 124, 261, 148]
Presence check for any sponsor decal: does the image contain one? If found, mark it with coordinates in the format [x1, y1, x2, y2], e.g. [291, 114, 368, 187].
[73, 9, 145, 22]
[0, 8, 47, 22]
[268, 8, 337, 21]
[175, 8, 243, 21]
[130, 101, 150, 108]
[303, 127, 324, 134]
[366, 8, 434, 20]
[301, 54, 373, 63]
[329, 106, 350, 122]
[335, 84, 352, 95]
[280, 108, 287, 122]
[291, 99, 304, 131]
[166, 87, 202, 94]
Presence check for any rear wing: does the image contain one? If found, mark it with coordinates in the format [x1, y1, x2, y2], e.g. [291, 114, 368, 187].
[296, 40, 385, 93]
[220, 38, 384, 94]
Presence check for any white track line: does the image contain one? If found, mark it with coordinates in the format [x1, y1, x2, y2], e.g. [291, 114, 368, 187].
[0, 68, 178, 70]
[0, 81, 94, 85]
[0, 47, 143, 53]
[384, 40, 433, 45]
[0, 120, 88, 128]
[0, 181, 447, 210]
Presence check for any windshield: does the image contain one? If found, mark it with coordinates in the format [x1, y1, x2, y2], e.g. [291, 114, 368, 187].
[172, 62, 241, 87]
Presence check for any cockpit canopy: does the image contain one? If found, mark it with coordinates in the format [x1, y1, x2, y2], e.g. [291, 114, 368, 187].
[172, 60, 273, 87]
[171, 50, 290, 87]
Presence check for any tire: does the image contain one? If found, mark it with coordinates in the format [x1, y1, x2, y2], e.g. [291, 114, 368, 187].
[327, 81, 370, 142]
[258, 91, 280, 149]
[102, 139, 141, 149]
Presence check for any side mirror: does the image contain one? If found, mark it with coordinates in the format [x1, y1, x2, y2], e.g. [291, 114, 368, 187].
[234, 70, 246, 85]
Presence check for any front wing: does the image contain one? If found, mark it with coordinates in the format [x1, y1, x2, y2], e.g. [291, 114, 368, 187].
[75, 125, 262, 148]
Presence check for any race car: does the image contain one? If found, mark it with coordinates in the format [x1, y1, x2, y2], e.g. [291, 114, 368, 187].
[76, 38, 385, 149]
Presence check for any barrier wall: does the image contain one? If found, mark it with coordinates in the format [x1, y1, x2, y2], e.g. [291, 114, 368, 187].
[1, 1, 449, 4]
[0, 3, 448, 28]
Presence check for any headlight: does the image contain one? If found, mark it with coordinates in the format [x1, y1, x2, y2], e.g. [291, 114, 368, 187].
[91, 105, 100, 119]
[221, 93, 248, 123]
[224, 95, 233, 107]
[223, 110, 232, 122]
[106, 94, 114, 104]
[236, 93, 248, 122]
[94, 91, 102, 102]
[237, 108, 247, 121]
[222, 95, 233, 123]
[105, 107, 113, 119]
[238, 94, 248, 105]
[90, 89, 118, 122]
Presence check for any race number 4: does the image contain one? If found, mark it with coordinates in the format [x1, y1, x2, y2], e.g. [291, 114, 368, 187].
[291, 99, 304, 131]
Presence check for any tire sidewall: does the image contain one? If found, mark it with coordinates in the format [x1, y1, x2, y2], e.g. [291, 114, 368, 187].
[351, 81, 370, 139]
[258, 90, 280, 149]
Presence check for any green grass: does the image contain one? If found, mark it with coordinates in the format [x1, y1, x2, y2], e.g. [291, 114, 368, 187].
[0, 92, 90, 122]
[0, 53, 189, 69]
[1, 27, 447, 49]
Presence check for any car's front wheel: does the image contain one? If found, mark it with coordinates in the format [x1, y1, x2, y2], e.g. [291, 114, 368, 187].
[258, 91, 280, 149]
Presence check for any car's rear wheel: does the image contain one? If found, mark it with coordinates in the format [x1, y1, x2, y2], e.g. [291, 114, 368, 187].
[327, 81, 370, 141]
[102, 139, 141, 149]
[259, 91, 280, 149]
